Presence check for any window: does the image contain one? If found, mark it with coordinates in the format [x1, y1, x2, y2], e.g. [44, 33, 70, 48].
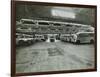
[38, 22, 49, 25]
[66, 24, 73, 27]
[21, 27, 28, 29]
[53, 23, 61, 26]
[78, 33, 94, 37]
[22, 21, 35, 24]
[89, 33, 94, 36]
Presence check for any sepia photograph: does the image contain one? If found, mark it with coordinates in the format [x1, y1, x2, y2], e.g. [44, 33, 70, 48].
[11, 1, 97, 76]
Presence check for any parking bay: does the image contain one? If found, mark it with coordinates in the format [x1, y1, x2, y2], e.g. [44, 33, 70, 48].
[16, 41, 95, 73]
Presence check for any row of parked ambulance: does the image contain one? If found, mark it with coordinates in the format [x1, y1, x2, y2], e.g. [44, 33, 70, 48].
[16, 33, 47, 46]
[16, 31, 94, 46]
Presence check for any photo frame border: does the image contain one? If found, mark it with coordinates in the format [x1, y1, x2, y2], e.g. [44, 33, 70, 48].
[11, 0, 97, 77]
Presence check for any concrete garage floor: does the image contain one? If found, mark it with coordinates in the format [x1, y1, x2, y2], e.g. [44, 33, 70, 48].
[16, 41, 95, 73]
